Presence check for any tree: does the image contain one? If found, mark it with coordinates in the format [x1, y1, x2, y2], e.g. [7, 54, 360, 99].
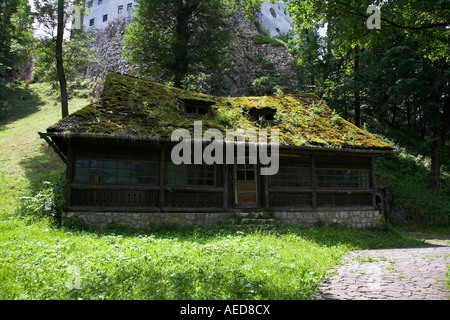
[124, 0, 231, 90]
[33, 23, 95, 83]
[0, 0, 34, 77]
[33, 0, 90, 118]
[289, 0, 449, 60]
[289, 0, 450, 193]
[56, 0, 68, 118]
[124, 0, 268, 91]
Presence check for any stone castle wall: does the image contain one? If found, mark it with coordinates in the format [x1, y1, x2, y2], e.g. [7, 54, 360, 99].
[86, 8, 301, 98]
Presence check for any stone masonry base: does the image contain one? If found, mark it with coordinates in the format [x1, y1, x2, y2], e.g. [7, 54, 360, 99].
[63, 210, 379, 230]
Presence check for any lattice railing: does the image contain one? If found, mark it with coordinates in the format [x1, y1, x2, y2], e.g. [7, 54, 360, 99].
[316, 192, 372, 207]
[269, 192, 312, 208]
[71, 189, 159, 207]
[164, 191, 222, 208]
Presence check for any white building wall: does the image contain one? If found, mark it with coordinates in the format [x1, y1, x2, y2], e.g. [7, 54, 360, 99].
[84, 0, 137, 29]
[84, 1, 294, 35]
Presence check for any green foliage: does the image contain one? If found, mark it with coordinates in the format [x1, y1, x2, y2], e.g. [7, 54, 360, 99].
[0, 0, 34, 75]
[289, 0, 450, 60]
[247, 34, 287, 48]
[33, 28, 96, 83]
[288, 0, 449, 196]
[124, 0, 234, 90]
[251, 55, 292, 96]
[17, 171, 66, 225]
[376, 151, 450, 227]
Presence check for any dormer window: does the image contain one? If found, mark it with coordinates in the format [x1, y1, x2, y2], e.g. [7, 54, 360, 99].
[183, 99, 214, 117]
[247, 107, 277, 123]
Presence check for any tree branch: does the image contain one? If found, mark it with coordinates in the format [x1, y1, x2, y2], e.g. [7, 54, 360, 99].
[333, 1, 450, 31]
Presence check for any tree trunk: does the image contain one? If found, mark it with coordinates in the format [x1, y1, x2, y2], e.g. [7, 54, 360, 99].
[56, 0, 69, 118]
[353, 47, 361, 128]
[173, 2, 192, 88]
[430, 125, 442, 194]
[391, 105, 396, 127]
[429, 89, 447, 194]
[406, 101, 411, 132]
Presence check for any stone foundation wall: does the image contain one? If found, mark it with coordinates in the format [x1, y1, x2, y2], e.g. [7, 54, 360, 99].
[275, 210, 380, 229]
[63, 212, 236, 230]
[63, 210, 379, 230]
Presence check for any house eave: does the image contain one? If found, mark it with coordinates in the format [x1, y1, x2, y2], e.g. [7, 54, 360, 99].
[39, 131, 398, 158]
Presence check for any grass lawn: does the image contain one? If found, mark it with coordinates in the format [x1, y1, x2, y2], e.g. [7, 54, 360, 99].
[0, 82, 427, 300]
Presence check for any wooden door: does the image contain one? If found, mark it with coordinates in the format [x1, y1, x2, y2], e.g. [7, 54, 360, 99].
[235, 163, 258, 207]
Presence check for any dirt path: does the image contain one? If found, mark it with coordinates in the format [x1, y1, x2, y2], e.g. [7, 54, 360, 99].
[317, 233, 450, 300]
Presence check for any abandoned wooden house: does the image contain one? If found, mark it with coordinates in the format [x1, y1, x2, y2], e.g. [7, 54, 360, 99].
[40, 73, 395, 229]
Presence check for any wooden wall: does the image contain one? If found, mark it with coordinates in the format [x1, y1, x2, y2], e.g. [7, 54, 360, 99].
[65, 141, 377, 213]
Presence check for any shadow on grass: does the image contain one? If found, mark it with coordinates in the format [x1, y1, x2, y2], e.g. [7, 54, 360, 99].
[18, 143, 65, 194]
[63, 220, 426, 252]
[0, 83, 45, 128]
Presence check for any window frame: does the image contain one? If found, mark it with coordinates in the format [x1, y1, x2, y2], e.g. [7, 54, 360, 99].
[269, 166, 311, 189]
[316, 168, 370, 190]
[166, 163, 216, 187]
[73, 159, 159, 186]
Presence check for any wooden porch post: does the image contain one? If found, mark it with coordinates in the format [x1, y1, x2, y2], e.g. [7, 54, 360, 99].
[65, 142, 74, 207]
[311, 153, 317, 210]
[159, 144, 166, 210]
[223, 164, 228, 210]
[371, 156, 376, 209]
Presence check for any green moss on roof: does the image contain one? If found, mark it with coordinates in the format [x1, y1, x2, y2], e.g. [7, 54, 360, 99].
[48, 73, 393, 150]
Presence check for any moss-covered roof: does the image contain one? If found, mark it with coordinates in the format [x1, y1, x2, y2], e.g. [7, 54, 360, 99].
[47, 73, 393, 151]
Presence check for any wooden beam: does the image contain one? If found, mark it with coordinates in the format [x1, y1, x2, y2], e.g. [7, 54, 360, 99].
[65, 142, 73, 207]
[264, 173, 269, 209]
[311, 154, 317, 210]
[40, 133, 67, 164]
[371, 155, 376, 209]
[223, 164, 228, 210]
[159, 145, 165, 210]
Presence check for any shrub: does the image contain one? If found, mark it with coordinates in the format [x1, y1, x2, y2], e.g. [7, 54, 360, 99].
[17, 171, 66, 225]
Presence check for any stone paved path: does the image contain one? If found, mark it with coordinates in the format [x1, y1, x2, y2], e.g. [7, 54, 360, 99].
[317, 233, 450, 300]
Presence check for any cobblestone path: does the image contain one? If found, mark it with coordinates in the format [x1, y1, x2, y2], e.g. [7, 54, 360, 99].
[317, 233, 450, 300]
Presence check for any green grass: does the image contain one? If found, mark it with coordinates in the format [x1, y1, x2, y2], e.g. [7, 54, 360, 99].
[0, 82, 89, 218]
[0, 81, 434, 300]
[243, 34, 288, 48]
[0, 221, 423, 300]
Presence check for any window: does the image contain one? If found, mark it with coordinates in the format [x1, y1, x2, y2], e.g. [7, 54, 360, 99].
[271, 167, 311, 188]
[247, 107, 277, 123]
[103, 14, 108, 22]
[118, 5, 123, 13]
[166, 163, 215, 186]
[316, 169, 370, 189]
[74, 160, 158, 185]
[183, 100, 213, 117]
[236, 163, 255, 181]
[127, 3, 133, 11]
[98, 0, 103, 4]
[89, 18, 95, 26]
[87, 1, 93, 8]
